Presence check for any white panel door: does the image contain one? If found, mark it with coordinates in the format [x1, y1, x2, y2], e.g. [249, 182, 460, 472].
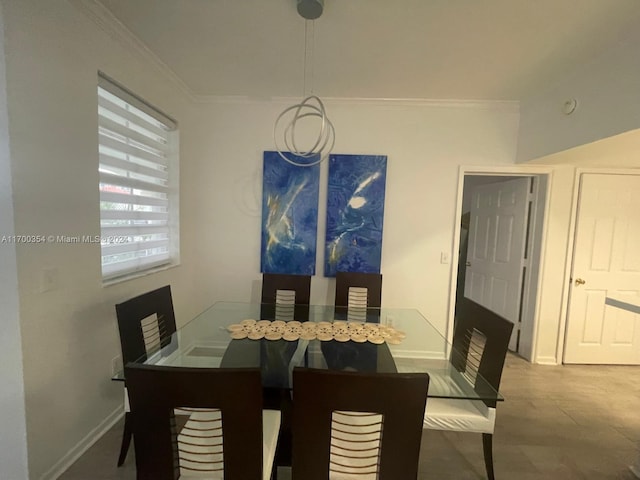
[465, 177, 530, 350]
[564, 173, 640, 364]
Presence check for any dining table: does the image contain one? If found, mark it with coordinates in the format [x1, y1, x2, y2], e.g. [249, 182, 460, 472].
[123, 301, 503, 468]
[132, 301, 502, 403]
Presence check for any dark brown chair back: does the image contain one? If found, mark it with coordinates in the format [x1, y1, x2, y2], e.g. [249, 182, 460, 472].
[115, 285, 177, 365]
[261, 273, 311, 305]
[334, 271, 382, 308]
[451, 297, 514, 407]
[291, 368, 429, 480]
[124, 364, 264, 480]
[114, 286, 176, 467]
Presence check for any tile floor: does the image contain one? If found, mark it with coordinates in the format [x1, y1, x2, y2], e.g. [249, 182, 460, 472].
[59, 354, 640, 479]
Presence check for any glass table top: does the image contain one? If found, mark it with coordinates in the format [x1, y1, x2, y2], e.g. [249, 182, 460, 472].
[131, 302, 502, 402]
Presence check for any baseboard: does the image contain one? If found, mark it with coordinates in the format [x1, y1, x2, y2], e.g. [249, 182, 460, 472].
[535, 355, 559, 365]
[40, 406, 124, 480]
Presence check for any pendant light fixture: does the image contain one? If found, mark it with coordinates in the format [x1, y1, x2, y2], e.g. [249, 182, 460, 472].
[273, 0, 335, 167]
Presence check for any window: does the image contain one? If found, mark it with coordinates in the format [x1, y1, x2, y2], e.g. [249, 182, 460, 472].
[97, 73, 179, 281]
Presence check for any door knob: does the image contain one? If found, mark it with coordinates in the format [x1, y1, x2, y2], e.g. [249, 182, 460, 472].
[466, 262, 471, 267]
[574, 278, 586, 286]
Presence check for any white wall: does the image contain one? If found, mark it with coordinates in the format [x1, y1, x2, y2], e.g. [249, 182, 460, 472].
[527, 130, 640, 364]
[0, 1, 29, 477]
[186, 98, 520, 335]
[2, 0, 199, 477]
[517, 30, 640, 162]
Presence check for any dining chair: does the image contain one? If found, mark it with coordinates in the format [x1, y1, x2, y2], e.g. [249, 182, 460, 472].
[261, 273, 311, 321]
[261, 273, 311, 304]
[423, 297, 514, 480]
[259, 273, 311, 383]
[291, 367, 430, 480]
[323, 272, 383, 372]
[115, 285, 177, 467]
[124, 364, 281, 480]
[334, 272, 382, 321]
[260, 273, 311, 472]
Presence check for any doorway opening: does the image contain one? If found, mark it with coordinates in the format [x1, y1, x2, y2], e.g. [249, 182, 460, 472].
[454, 173, 548, 361]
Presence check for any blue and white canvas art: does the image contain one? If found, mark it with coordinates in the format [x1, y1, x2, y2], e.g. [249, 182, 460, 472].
[325, 154, 387, 277]
[261, 151, 320, 275]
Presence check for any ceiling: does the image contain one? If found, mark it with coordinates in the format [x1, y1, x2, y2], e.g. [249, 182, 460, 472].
[97, 0, 640, 101]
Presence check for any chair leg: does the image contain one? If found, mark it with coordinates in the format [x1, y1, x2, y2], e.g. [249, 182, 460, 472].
[482, 433, 494, 480]
[117, 412, 133, 467]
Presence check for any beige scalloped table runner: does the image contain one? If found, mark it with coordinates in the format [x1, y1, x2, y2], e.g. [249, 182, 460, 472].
[227, 319, 406, 345]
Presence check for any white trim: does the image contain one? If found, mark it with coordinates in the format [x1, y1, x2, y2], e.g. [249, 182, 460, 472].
[534, 356, 559, 366]
[102, 261, 180, 287]
[557, 168, 581, 364]
[195, 94, 520, 111]
[527, 174, 557, 363]
[558, 167, 640, 364]
[516, 176, 543, 361]
[528, 173, 554, 364]
[459, 165, 555, 175]
[40, 406, 124, 480]
[571, 166, 640, 175]
[449, 165, 555, 363]
[323, 97, 518, 111]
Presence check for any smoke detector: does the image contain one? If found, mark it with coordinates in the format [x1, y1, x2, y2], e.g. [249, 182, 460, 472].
[562, 98, 578, 115]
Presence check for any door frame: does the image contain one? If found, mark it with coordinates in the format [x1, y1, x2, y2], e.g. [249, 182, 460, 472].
[559, 167, 640, 364]
[448, 165, 554, 362]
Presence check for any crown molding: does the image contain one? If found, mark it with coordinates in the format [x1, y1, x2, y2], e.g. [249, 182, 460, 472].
[194, 94, 520, 112]
[68, 0, 197, 102]
[320, 96, 519, 112]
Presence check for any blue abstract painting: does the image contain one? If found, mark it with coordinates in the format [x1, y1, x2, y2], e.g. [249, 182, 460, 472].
[261, 151, 320, 275]
[325, 154, 387, 277]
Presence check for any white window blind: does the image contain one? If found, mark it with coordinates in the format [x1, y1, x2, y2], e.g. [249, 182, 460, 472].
[97, 73, 178, 281]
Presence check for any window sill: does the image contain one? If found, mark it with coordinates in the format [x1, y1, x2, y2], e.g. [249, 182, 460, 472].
[101, 261, 180, 287]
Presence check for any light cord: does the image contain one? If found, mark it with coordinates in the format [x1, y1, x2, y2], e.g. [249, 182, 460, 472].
[274, 18, 334, 167]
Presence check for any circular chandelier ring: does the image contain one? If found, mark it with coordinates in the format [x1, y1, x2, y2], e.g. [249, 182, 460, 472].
[274, 95, 335, 167]
[286, 110, 328, 156]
